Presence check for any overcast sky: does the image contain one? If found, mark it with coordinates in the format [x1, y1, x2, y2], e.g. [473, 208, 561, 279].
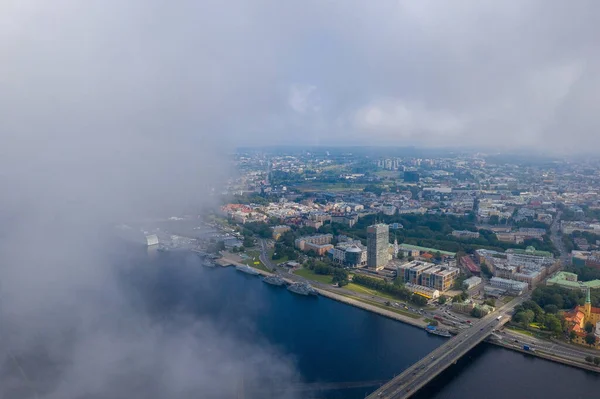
[2, 0, 600, 154]
[1, 1, 599, 397]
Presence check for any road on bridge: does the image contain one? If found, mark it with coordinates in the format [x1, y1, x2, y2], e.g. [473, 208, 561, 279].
[367, 296, 526, 399]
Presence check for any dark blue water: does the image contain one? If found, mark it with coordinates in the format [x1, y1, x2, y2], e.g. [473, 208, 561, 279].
[121, 249, 600, 398]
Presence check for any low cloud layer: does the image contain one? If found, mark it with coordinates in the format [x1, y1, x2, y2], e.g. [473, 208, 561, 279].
[3, 0, 600, 153]
[0, 1, 598, 397]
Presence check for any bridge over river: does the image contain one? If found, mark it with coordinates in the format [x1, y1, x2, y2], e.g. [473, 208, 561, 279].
[366, 296, 525, 399]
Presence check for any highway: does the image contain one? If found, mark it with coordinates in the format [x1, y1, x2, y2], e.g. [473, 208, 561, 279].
[367, 295, 526, 399]
[494, 328, 600, 360]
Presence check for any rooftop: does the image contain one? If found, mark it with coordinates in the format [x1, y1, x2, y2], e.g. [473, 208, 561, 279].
[399, 244, 456, 256]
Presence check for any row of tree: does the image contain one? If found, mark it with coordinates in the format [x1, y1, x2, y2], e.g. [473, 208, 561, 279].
[351, 274, 428, 306]
[584, 356, 600, 366]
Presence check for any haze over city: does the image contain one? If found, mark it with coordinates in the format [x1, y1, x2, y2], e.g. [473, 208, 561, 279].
[1, 1, 600, 399]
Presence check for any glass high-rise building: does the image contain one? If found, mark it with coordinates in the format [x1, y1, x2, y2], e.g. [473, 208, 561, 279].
[367, 223, 389, 270]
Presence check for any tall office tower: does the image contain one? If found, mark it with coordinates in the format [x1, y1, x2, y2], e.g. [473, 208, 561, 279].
[367, 223, 390, 270]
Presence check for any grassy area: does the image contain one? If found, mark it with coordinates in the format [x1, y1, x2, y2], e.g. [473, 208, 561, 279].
[294, 268, 333, 284]
[506, 326, 537, 338]
[345, 283, 399, 301]
[502, 296, 516, 304]
[240, 250, 270, 272]
[347, 295, 421, 319]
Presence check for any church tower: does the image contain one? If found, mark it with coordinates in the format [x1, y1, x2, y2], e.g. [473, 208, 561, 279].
[584, 287, 592, 320]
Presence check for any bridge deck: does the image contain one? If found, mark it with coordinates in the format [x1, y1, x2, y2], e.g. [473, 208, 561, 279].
[367, 296, 524, 399]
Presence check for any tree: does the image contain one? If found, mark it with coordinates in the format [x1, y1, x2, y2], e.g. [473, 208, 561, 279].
[243, 236, 254, 248]
[594, 357, 600, 366]
[569, 330, 577, 342]
[544, 314, 563, 334]
[585, 333, 597, 346]
[438, 295, 447, 305]
[471, 307, 485, 318]
[411, 293, 428, 306]
[514, 310, 534, 328]
[584, 322, 594, 333]
[585, 355, 593, 363]
[544, 304, 559, 314]
[480, 264, 493, 278]
[216, 240, 226, 251]
[484, 298, 496, 307]
[429, 320, 439, 326]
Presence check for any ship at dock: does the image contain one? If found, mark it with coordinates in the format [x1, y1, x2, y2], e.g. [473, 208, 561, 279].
[262, 275, 286, 286]
[235, 264, 260, 276]
[194, 250, 217, 267]
[425, 325, 452, 338]
[287, 281, 318, 296]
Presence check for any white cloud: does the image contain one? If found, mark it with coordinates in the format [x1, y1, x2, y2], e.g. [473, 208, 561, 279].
[354, 99, 465, 138]
[288, 84, 319, 114]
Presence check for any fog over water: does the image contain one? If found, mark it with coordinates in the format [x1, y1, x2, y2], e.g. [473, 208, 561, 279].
[1, 1, 599, 398]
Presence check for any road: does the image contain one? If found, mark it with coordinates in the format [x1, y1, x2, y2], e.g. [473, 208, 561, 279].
[258, 239, 276, 271]
[550, 211, 569, 265]
[367, 295, 526, 399]
[496, 328, 600, 361]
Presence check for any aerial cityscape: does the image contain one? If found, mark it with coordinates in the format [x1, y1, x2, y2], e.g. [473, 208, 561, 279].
[133, 147, 600, 397]
[1, 1, 600, 399]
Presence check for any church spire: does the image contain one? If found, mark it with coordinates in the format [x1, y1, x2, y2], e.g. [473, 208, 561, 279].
[586, 286, 591, 304]
[584, 287, 592, 320]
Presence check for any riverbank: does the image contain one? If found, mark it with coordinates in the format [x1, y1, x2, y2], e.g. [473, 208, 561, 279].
[216, 256, 428, 329]
[316, 288, 428, 329]
[215, 254, 600, 376]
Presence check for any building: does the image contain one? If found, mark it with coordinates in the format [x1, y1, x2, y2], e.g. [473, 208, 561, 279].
[421, 265, 460, 292]
[330, 242, 368, 268]
[398, 261, 434, 285]
[572, 251, 600, 269]
[331, 213, 359, 227]
[506, 247, 554, 268]
[367, 224, 390, 270]
[271, 225, 291, 240]
[295, 234, 334, 255]
[564, 288, 600, 348]
[489, 277, 528, 295]
[452, 230, 480, 239]
[546, 271, 600, 291]
[463, 276, 482, 290]
[403, 170, 420, 182]
[460, 256, 481, 275]
[397, 260, 459, 292]
[294, 234, 333, 250]
[405, 283, 440, 299]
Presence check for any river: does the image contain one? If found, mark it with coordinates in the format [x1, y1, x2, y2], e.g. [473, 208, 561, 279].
[122, 248, 599, 399]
